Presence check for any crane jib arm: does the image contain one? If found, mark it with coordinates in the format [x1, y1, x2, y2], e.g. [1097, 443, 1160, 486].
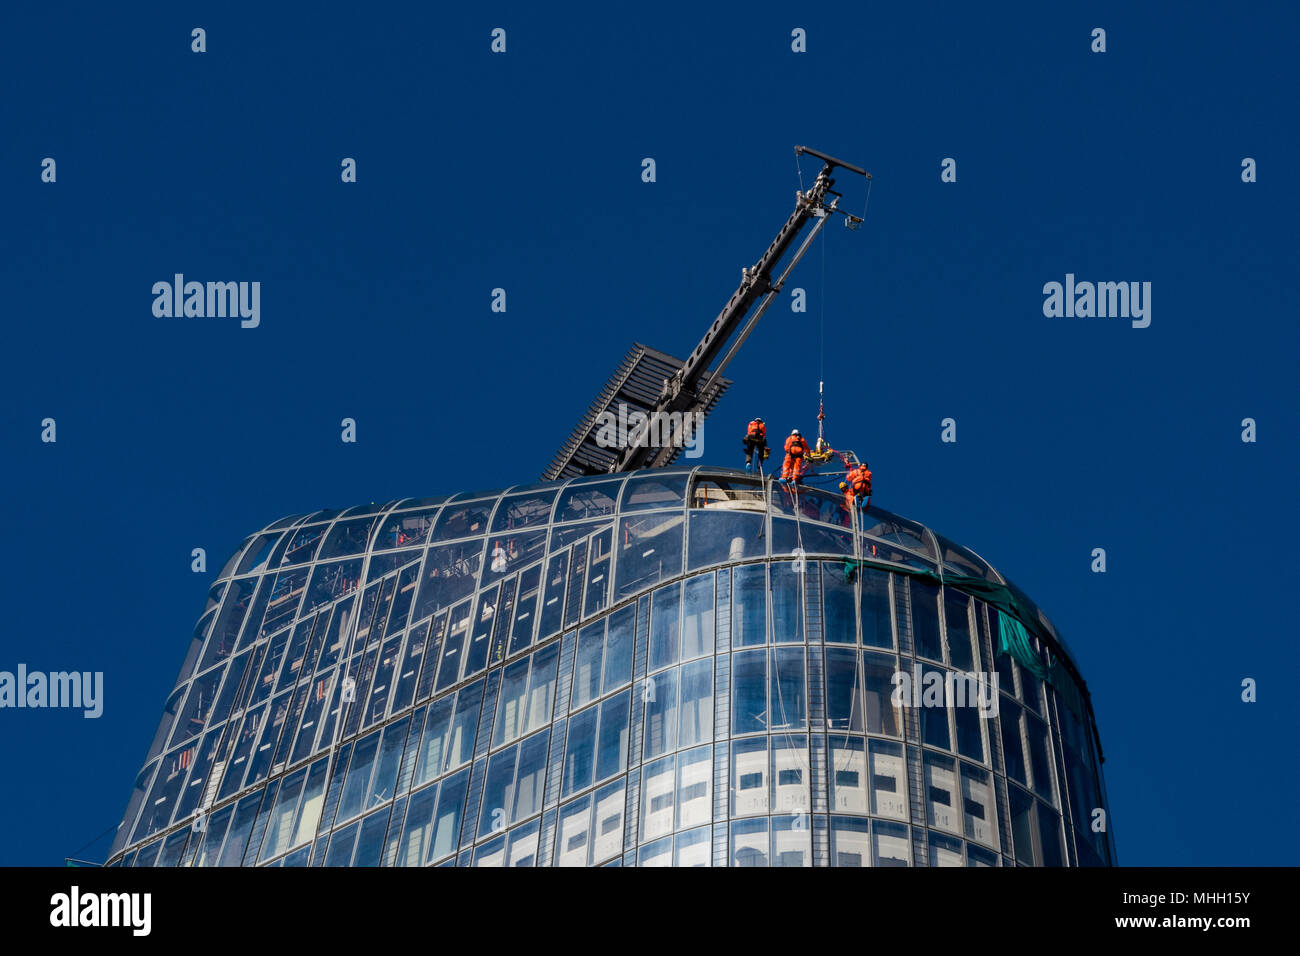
[541, 147, 869, 480]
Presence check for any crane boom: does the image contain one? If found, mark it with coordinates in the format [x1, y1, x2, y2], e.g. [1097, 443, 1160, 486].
[541, 146, 870, 481]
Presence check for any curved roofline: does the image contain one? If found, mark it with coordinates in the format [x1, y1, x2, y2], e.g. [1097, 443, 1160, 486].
[247, 465, 1079, 674]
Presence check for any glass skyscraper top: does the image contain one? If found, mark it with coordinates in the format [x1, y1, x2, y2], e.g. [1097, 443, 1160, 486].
[107, 466, 1114, 867]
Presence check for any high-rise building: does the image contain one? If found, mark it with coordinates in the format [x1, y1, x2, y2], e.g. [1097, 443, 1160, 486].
[105, 466, 1114, 867]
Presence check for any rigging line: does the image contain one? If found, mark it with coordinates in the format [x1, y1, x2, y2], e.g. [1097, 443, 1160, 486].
[819, 219, 826, 382]
[68, 822, 120, 861]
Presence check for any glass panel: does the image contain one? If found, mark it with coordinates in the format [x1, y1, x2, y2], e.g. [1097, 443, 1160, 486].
[730, 737, 769, 817]
[911, 580, 943, 662]
[1037, 803, 1064, 867]
[929, 831, 965, 867]
[375, 507, 439, 551]
[479, 746, 519, 838]
[771, 813, 812, 867]
[1009, 785, 1037, 866]
[687, 510, 765, 570]
[486, 530, 547, 583]
[944, 590, 975, 670]
[619, 473, 688, 512]
[199, 578, 257, 673]
[595, 692, 630, 782]
[235, 532, 282, 576]
[822, 562, 856, 645]
[492, 490, 558, 533]
[555, 479, 622, 523]
[648, 582, 681, 672]
[318, 517, 379, 560]
[858, 568, 893, 649]
[292, 757, 330, 848]
[730, 818, 768, 867]
[277, 523, 327, 568]
[303, 559, 363, 616]
[495, 658, 531, 746]
[508, 563, 542, 654]
[555, 795, 592, 867]
[920, 673, 952, 751]
[771, 563, 804, 643]
[431, 500, 492, 542]
[924, 751, 960, 834]
[872, 820, 911, 866]
[614, 513, 684, 600]
[732, 563, 767, 647]
[828, 735, 867, 814]
[1001, 700, 1027, 785]
[677, 658, 713, 749]
[352, 809, 391, 866]
[571, 621, 604, 711]
[434, 601, 472, 693]
[523, 642, 560, 735]
[507, 818, 541, 867]
[961, 763, 998, 848]
[513, 731, 549, 823]
[771, 735, 809, 815]
[562, 705, 598, 797]
[674, 745, 711, 832]
[868, 739, 908, 820]
[674, 825, 711, 867]
[642, 668, 678, 760]
[731, 649, 767, 735]
[681, 573, 715, 660]
[413, 542, 483, 624]
[954, 677, 987, 763]
[537, 550, 569, 642]
[1025, 713, 1055, 802]
[336, 730, 381, 824]
[769, 647, 806, 731]
[690, 474, 766, 510]
[602, 605, 635, 693]
[770, 517, 854, 559]
[861, 508, 935, 560]
[259, 767, 308, 863]
[396, 785, 437, 867]
[583, 529, 613, 617]
[830, 816, 870, 867]
[934, 531, 1000, 583]
[428, 769, 470, 863]
[825, 647, 863, 733]
[641, 754, 676, 843]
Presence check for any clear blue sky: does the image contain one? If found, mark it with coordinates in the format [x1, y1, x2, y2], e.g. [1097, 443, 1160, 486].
[1, 2, 1295, 865]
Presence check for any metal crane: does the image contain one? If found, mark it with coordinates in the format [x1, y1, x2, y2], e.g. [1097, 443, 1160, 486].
[542, 146, 871, 481]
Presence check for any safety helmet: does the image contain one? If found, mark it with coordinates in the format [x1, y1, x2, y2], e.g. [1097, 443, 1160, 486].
[755, 417, 763, 423]
[791, 429, 800, 436]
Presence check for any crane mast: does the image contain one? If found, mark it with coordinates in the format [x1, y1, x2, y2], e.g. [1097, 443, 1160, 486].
[541, 146, 870, 481]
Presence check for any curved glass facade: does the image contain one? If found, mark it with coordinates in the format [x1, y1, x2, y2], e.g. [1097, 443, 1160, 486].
[106, 466, 1114, 867]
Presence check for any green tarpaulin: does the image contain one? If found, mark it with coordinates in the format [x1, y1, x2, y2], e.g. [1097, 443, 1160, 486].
[843, 555, 1086, 721]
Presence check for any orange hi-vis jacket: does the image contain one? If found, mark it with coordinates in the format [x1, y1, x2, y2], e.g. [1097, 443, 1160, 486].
[784, 435, 810, 458]
[849, 465, 872, 497]
[747, 420, 767, 440]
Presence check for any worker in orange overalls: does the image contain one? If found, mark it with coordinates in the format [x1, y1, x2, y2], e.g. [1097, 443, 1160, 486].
[841, 460, 873, 511]
[781, 429, 811, 485]
[743, 417, 768, 473]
